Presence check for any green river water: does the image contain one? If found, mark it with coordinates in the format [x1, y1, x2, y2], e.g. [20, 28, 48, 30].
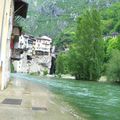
[12, 73, 120, 120]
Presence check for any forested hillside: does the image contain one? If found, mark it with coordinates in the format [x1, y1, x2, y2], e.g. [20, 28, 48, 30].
[19, 0, 120, 40]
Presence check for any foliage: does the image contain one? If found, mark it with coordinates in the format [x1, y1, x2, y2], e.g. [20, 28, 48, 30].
[30, 72, 39, 76]
[57, 73, 62, 78]
[104, 36, 120, 62]
[67, 44, 81, 78]
[101, 2, 120, 34]
[10, 63, 14, 73]
[43, 69, 48, 76]
[54, 31, 76, 52]
[106, 49, 120, 82]
[114, 21, 120, 32]
[103, 36, 120, 75]
[19, 0, 120, 38]
[67, 9, 104, 81]
[56, 53, 68, 75]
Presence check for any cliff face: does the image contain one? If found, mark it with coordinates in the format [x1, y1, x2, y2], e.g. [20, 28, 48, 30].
[19, 0, 120, 37]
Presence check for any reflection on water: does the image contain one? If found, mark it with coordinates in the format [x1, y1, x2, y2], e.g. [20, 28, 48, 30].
[11, 73, 120, 120]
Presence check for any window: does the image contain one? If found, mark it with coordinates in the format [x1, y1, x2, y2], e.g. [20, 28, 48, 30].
[27, 55, 32, 60]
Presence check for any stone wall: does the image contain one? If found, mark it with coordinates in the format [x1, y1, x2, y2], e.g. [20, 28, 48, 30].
[13, 51, 52, 75]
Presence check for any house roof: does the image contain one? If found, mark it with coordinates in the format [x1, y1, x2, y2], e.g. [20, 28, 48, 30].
[40, 36, 52, 41]
[24, 34, 29, 38]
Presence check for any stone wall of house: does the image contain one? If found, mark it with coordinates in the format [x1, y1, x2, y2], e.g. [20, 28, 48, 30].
[13, 53, 52, 74]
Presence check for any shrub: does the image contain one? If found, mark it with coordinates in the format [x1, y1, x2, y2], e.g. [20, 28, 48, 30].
[10, 63, 14, 73]
[56, 53, 69, 75]
[57, 73, 62, 78]
[43, 69, 48, 76]
[30, 72, 38, 76]
[106, 49, 120, 82]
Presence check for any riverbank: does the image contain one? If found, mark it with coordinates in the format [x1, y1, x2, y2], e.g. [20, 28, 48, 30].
[0, 76, 85, 120]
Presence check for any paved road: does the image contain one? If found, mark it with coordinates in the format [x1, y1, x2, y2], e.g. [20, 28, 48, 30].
[0, 78, 77, 120]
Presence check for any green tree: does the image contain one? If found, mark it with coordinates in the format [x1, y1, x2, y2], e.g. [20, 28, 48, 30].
[54, 31, 76, 52]
[56, 53, 68, 75]
[101, 2, 120, 34]
[105, 36, 120, 62]
[68, 9, 104, 81]
[114, 21, 120, 32]
[103, 36, 120, 75]
[106, 49, 120, 82]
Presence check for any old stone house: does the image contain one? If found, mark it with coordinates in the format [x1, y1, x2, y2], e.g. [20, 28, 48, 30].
[12, 35, 52, 74]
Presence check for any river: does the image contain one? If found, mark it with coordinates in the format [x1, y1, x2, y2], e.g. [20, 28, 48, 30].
[11, 73, 120, 120]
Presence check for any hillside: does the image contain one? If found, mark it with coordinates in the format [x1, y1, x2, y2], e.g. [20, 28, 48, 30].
[19, 0, 120, 39]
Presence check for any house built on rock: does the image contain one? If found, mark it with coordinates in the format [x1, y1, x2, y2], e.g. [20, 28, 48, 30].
[12, 35, 53, 75]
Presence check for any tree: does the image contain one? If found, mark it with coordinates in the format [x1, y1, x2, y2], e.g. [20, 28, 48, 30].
[68, 9, 104, 81]
[54, 31, 76, 52]
[105, 36, 120, 62]
[106, 49, 120, 82]
[56, 53, 68, 75]
[101, 2, 120, 34]
[114, 21, 120, 32]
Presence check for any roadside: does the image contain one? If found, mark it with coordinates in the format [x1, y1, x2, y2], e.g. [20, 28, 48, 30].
[0, 77, 82, 120]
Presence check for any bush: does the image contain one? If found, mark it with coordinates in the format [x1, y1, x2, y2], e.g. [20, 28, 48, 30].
[57, 73, 62, 78]
[10, 63, 14, 73]
[30, 72, 38, 76]
[56, 53, 68, 75]
[43, 69, 48, 76]
[106, 49, 120, 82]
[114, 21, 120, 32]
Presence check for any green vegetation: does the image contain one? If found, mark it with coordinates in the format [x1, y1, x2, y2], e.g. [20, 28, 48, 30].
[106, 49, 120, 82]
[55, 1, 120, 82]
[43, 69, 48, 76]
[10, 63, 14, 73]
[56, 9, 104, 81]
[55, 6, 120, 82]
[104, 36, 120, 62]
[103, 36, 120, 81]
[30, 72, 40, 76]
[54, 31, 76, 51]
[19, 0, 120, 39]
[101, 2, 120, 34]
[56, 53, 68, 75]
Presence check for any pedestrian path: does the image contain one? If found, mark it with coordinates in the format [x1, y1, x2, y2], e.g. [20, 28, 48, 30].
[0, 78, 77, 120]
